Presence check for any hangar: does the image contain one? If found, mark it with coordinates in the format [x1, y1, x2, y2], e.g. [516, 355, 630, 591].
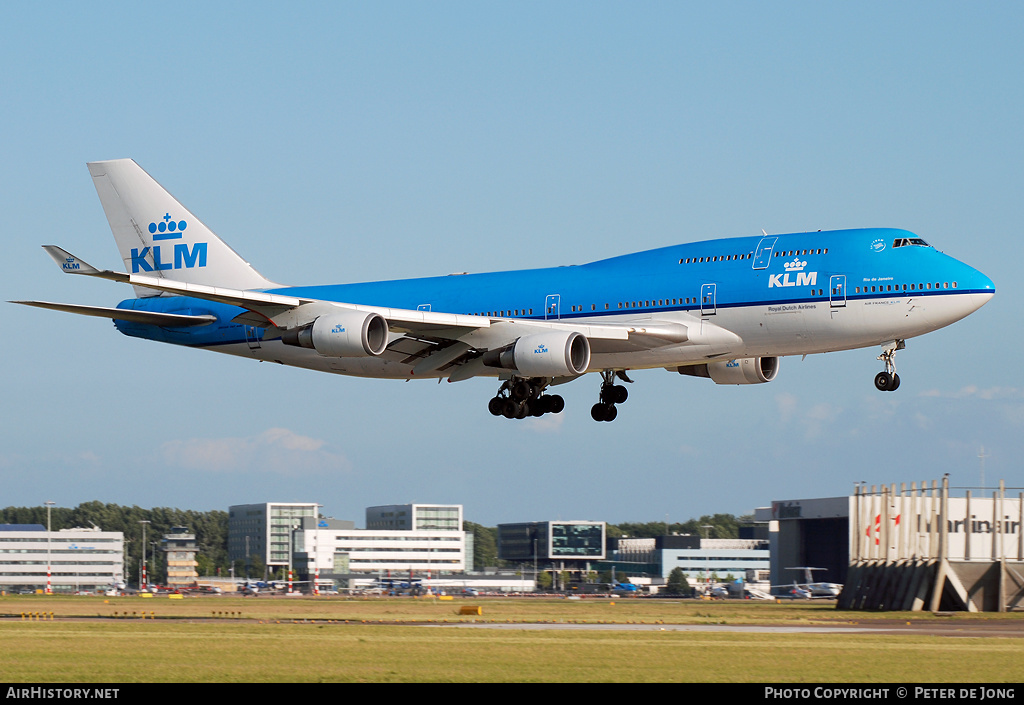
[767, 477, 1024, 611]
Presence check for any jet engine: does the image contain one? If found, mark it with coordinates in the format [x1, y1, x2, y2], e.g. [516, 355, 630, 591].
[482, 331, 591, 377]
[677, 357, 780, 385]
[281, 311, 389, 357]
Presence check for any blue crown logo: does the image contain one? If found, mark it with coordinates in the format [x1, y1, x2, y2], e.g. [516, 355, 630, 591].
[149, 213, 187, 240]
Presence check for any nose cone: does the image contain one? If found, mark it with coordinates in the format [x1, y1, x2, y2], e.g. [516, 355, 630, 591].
[958, 261, 995, 317]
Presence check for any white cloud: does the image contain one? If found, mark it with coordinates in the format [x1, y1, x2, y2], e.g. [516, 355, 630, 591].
[919, 386, 1023, 400]
[160, 428, 350, 475]
[774, 393, 842, 439]
[524, 413, 565, 433]
[775, 392, 799, 423]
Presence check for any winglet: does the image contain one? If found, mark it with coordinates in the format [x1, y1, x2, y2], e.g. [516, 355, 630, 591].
[43, 246, 100, 274]
[41, 246, 128, 283]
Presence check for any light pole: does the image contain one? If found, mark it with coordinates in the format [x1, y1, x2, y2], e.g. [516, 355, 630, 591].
[138, 521, 150, 590]
[44, 501, 55, 594]
[313, 505, 322, 596]
[701, 524, 714, 591]
[533, 537, 538, 593]
[150, 542, 158, 588]
[288, 521, 298, 594]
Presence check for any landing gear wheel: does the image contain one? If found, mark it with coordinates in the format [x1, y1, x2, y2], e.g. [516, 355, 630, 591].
[592, 370, 630, 421]
[490, 377, 559, 420]
[874, 372, 893, 392]
[875, 340, 905, 392]
[511, 379, 533, 402]
[874, 371, 901, 392]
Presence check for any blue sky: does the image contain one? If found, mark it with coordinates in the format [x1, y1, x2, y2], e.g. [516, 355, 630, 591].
[2, 2, 1021, 527]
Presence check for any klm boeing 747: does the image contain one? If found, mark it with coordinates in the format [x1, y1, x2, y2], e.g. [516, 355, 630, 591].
[14, 160, 995, 422]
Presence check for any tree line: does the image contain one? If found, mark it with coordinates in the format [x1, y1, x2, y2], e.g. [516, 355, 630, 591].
[2, 503, 748, 578]
[0, 502, 229, 584]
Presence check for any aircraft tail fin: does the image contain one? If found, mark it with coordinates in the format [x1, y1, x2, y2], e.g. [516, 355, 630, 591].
[87, 159, 277, 296]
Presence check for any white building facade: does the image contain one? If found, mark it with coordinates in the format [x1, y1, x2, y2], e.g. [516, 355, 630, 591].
[0, 525, 124, 593]
[296, 516, 468, 577]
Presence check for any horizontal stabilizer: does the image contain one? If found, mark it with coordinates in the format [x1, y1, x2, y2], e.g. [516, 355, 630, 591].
[10, 300, 216, 327]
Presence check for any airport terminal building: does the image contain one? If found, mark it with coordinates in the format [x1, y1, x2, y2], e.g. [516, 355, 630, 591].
[768, 479, 1024, 610]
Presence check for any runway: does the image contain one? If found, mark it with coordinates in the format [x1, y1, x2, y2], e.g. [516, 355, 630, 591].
[424, 619, 1024, 638]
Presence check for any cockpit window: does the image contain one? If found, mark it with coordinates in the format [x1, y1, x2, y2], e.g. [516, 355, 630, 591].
[893, 238, 931, 248]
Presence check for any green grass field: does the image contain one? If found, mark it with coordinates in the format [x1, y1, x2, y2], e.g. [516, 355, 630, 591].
[2, 595, 1022, 682]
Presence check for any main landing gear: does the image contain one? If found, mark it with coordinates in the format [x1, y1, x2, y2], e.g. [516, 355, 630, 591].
[874, 339, 905, 392]
[488, 377, 564, 420]
[591, 370, 631, 422]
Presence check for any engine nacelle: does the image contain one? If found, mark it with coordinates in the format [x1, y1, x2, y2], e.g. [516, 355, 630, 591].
[281, 311, 389, 357]
[677, 357, 780, 385]
[482, 331, 591, 377]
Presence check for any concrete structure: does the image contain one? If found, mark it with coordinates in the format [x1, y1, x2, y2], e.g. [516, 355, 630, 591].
[771, 478, 1024, 611]
[228, 502, 318, 576]
[162, 526, 199, 587]
[0, 524, 124, 593]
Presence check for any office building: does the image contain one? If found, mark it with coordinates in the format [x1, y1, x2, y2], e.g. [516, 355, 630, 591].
[365, 504, 463, 532]
[228, 502, 318, 575]
[0, 524, 124, 593]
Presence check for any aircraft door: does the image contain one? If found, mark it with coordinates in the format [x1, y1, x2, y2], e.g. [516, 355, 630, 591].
[544, 294, 561, 320]
[752, 237, 778, 270]
[701, 283, 717, 315]
[830, 275, 847, 308]
[244, 325, 262, 350]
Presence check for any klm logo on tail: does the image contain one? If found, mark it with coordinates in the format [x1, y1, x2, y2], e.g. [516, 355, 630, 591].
[131, 213, 207, 273]
[150, 213, 187, 240]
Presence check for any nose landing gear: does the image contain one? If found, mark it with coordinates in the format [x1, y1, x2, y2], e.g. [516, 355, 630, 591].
[874, 340, 905, 392]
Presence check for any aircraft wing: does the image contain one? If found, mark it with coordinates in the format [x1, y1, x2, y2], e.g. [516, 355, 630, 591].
[41, 246, 633, 337]
[33, 246, 692, 379]
[10, 300, 216, 327]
